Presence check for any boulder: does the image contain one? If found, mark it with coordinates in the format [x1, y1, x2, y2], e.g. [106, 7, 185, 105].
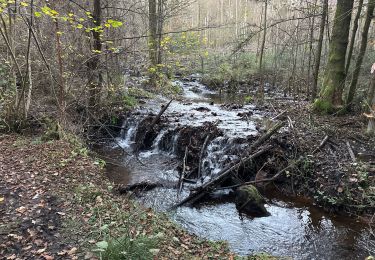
[234, 185, 269, 217]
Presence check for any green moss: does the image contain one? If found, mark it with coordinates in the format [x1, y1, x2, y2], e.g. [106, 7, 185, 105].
[313, 99, 334, 114]
[241, 185, 264, 204]
[122, 95, 138, 108]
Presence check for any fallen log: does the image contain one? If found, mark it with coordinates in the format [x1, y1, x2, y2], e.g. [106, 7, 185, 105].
[249, 121, 285, 151]
[118, 181, 177, 194]
[150, 99, 173, 127]
[214, 161, 298, 191]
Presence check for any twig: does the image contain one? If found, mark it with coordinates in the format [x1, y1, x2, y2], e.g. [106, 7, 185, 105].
[271, 111, 286, 120]
[178, 146, 189, 196]
[346, 141, 356, 162]
[312, 135, 329, 154]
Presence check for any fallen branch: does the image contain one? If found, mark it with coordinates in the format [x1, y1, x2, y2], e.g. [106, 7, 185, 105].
[312, 135, 329, 154]
[118, 181, 177, 194]
[271, 111, 287, 121]
[215, 161, 297, 191]
[346, 141, 356, 162]
[178, 146, 189, 196]
[249, 121, 285, 151]
[150, 99, 173, 127]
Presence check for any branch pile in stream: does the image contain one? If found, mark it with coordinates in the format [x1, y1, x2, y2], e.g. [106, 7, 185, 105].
[171, 121, 286, 209]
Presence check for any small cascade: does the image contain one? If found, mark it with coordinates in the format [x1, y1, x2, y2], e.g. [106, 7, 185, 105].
[119, 120, 127, 139]
[202, 137, 227, 176]
[201, 137, 243, 177]
[171, 132, 180, 156]
[151, 129, 167, 152]
[118, 120, 138, 148]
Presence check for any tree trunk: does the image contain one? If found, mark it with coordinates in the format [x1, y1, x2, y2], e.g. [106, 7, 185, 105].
[307, 0, 317, 97]
[156, 0, 164, 65]
[88, 0, 102, 109]
[54, 15, 65, 120]
[149, 0, 158, 88]
[314, 0, 354, 113]
[346, 0, 375, 108]
[258, 0, 268, 100]
[24, 0, 34, 119]
[366, 74, 375, 135]
[345, 0, 364, 75]
[312, 0, 328, 100]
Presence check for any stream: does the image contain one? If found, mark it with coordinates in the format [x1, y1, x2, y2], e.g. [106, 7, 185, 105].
[98, 78, 372, 259]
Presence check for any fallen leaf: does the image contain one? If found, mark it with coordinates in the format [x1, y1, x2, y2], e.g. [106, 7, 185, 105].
[149, 248, 160, 255]
[84, 252, 95, 259]
[28, 229, 36, 237]
[8, 234, 23, 241]
[57, 250, 68, 256]
[68, 247, 78, 255]
[6, 254, 16, 260]
[36, 248, 46, 254]
[16, 206, 27, 214]
[42, 254, 54, 260]
[0, 197, 4, 203]
[34, 239, 44, 246]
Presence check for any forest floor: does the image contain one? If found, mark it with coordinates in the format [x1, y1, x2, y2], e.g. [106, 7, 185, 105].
[261, 98, 375, 221]
[0, 134, 278, 260]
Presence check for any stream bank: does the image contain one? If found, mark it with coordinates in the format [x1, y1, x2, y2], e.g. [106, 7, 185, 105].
[96, 77, 375, 259]
[0, 134, 245, 260]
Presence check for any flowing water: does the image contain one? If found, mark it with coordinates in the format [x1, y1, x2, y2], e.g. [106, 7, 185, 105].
[99, 79, 373, 259]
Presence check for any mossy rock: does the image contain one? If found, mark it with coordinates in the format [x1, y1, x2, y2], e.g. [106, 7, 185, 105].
[234, 185, 269, 217]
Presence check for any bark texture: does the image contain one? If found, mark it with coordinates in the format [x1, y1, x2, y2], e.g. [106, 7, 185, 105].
[346, 0, 375, 107]
[312, 0, 328, 100]
[314, 0, 354, 113]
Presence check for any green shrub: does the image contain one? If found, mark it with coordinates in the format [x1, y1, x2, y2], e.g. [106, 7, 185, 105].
[96, 235, 158, 260]
[123, 94, 137, 108]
